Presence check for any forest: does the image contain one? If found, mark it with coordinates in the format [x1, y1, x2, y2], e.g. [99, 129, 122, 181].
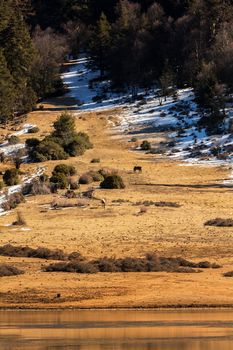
[0, 0, 233, 125]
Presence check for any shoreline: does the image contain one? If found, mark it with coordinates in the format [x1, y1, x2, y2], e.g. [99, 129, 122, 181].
[2, 305, 233, 311]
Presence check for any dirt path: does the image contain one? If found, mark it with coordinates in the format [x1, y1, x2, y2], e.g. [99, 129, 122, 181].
[0, 104, 233, 309]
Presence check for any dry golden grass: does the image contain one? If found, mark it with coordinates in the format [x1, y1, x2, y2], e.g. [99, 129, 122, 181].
[0, 103, 233, 308]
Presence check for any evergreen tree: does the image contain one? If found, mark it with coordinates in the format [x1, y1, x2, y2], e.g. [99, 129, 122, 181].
[0, 49, 15, 122]
[89, 12, 111, 77]
[4, 9, 37, 114]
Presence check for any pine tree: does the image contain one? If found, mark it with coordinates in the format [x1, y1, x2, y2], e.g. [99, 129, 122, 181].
[4, 9, 37, 114]
[0, 49, 15, 122]
[89, 12, 111, 77]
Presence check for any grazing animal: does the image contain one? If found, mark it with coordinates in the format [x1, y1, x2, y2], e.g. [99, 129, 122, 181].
[134, 166, 142, 173]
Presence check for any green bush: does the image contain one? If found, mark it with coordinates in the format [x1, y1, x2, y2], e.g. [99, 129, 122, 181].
[88, 171, 104, 182]
[140, 140, 151, 151]
[32, 140, 69, 162]
[8, 135, 20, 145]
[52, 164, 76, 177]
[50, 173, 68, 189]
[79, 173, 93, 185]
[28, 126, 39, 134]
[3, 168, 20, 186]
[26, 138, 40, 148]
[26, 112, 92, 163]
[76, 132, 93, 150]
[65, 141, 85, 157]
[100, 175, 125, 189]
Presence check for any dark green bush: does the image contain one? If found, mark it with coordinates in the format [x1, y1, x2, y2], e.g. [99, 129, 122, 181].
[52, 164, 76, 177]
[3, 168, 20, 186]
[28, 126, 39, 134]
[100, 175, 125, 189]
[32, 140, 69, 162]
[140, 140, 151, 151]
[79, 173, 93, 185]
[50, 173, 68, 189]
[26, 113, 92, 163]
[26, 138, 40, 148]
[65, 141, 85, 157]
[8, 135, 20, 145]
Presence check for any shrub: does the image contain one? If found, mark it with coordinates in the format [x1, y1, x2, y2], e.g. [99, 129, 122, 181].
[40, 252, 218, 274]
[68, 178, 79, 190]
[223, 271, 233, 277]
[76, 132, 93, 150]
[33, 140, 69, 162]
[0, 264, 24, 277]
[68, 252, 85, 261]
[26, 113, 92, 163]
[65, 141, 85, 157]
[204, 218, 233, 227]
[3, 168, 20, 186]
[23, 179, 51, 196]
[88, 171, 104, 182]
[131, 137, 138, 142]
[1, 192, 25, 211]
[140, 140, 151, 151]
[44, 261, 98, 274]
[28, 126, 39, 134]
[98, 168, 117, 179]
[91, 158, 100, 163]
[0, 244, 67, 260]
[100, 175, 125, 189]
[50, 173, 68, 189]
[64, 132, 92, 157]
[93, 258, 121, 272]
[8, 135, 20, 145]
[26, 138, 40, 148]
[39, 174, 49, 183]
[79, 174, 93, 185]
[52, 164, 76, 177]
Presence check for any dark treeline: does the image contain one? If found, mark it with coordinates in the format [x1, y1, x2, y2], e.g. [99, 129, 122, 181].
[1, 0, 233, 124]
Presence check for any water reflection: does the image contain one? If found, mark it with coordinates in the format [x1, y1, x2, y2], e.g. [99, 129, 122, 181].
[1, 310, 233, 350]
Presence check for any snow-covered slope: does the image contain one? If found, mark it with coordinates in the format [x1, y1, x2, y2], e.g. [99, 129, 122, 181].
[62, 57, 233, 166]
[0, 124, 36, 156]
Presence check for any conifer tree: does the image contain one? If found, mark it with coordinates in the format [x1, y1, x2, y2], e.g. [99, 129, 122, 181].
[4, 9, 37, 114]
[0, 49, 15, 122]
[89, 12, 111, 77]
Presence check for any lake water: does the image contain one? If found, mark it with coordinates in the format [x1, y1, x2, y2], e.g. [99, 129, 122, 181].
[1, 309, 233, 349]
